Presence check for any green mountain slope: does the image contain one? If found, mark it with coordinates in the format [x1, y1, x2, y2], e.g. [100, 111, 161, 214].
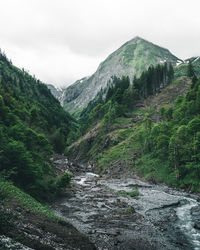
[61, 37, 182, 117]
[174, 56, 200, 78]
[0, 51, 78, 199]
[0, 51, 96, 250]
[66, 61, 200, 191]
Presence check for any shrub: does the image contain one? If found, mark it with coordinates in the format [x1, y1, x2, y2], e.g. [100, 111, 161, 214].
[56, 172, 72, 189]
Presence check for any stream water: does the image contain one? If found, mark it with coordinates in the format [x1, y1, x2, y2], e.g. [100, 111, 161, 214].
[176, 198, 200, 250]
[52, 161, 200, 250]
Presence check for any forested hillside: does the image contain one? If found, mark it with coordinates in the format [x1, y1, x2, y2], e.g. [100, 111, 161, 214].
[174, 57, 200, 79]
[0, 51, 96, 249]
[0, 44, 200, 249]
[67, 62, 200, 191]
[136, 76, 200, 190]
[79, 62, 174, 134]
[0, 51, 78, 199]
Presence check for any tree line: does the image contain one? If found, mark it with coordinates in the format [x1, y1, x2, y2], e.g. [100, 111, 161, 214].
[80, 63, 174, 133]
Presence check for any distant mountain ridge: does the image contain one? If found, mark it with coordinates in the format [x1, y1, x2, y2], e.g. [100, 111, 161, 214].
[174, 56, 200, 79]
[0, 50, 77, 197]
[61, 37, 182, 116]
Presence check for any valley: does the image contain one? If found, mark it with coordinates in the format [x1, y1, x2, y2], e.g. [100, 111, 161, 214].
[52, 156, 200, 250]
[1, 36, 200, 250]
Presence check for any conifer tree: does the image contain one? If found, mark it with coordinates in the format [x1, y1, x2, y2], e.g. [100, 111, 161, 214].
[187, 62, 196, 78]
[168, 63, 174, 83]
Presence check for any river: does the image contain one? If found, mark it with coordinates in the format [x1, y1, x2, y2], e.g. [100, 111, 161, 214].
[52, 158, 200, 250]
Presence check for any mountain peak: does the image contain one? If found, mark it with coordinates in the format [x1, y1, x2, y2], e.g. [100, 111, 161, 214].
[121, 36, 168, 51]
[132, 36, 146, 41]
[120, 36, 147, 47]
[132, 36, 143, 40]
[60, 38, 182, 116]
[128, 36, 154, 43]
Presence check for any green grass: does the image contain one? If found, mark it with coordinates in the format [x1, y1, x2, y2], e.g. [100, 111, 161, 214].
[112, 117, 132, 127]
[133, 107, 155, 117]
[97, 122, 141, 170]
[174, 64, 188, 79]
[64, 101, 73, 110]
[174, 60, 200, 79]
[118, 206, 135, 214]
[71, 107, 83, 119]
[116, 188, 139, 198]
[107, 186, 140, 199]
[64, 101, 83, 118]
[0, 180, 58, 219]
[135, 153, 177, 186]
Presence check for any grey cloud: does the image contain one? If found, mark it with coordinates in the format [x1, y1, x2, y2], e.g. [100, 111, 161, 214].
[0, 0, 199, 86]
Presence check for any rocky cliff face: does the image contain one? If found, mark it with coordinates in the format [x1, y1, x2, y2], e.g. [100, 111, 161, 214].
[61, 77, 90, 108]
[47, 84, 64, 102]
[60, 37, 182, 116]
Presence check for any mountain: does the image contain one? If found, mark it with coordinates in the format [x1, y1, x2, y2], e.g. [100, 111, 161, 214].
[174, 56, 200, 78]
[61, 76, 90, 108]
[1, 40, 200, 249]
[0, 51, 96, 249]
[61, 37, 182, 116]
[47, 84, 64, 103]
[66, 69, 200, 191]
[0, 51, 78, 198]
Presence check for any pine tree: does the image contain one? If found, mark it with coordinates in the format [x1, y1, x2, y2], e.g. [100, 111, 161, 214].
[187, 62, 196, 78]
[168, 63, 174, 83]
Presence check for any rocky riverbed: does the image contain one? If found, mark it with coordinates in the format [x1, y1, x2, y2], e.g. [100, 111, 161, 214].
[52, 156, 200, 250]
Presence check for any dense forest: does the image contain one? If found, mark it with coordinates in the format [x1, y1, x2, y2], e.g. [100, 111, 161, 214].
[136, 64, 200, 191]
[0, 51, 77, 200]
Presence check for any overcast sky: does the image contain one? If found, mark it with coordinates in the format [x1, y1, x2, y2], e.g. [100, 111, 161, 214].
[0, 0, 200, 87]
